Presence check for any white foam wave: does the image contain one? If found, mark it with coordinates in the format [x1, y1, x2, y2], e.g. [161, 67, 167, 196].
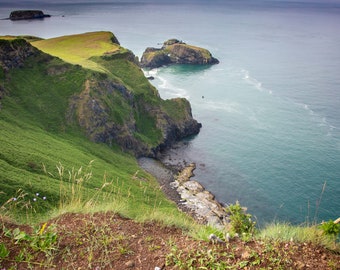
[320, 117, 339, 137]
[158, 76, 167, 88]
[157, 76, 189, 99]
[202, 100, 268, 130]
[142, 68, 158, 77]
[204, 100, 241, 113]
[295, 102, 338, 136]
[147, 69, 158, 76]
[241, 69, 272, 95]
[142, 69, 189, 99]
[295, 102, 315, 116]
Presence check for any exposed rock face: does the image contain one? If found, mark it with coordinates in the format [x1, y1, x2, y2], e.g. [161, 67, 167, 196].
[0, 38, 45, 109]
[68, 78, 149, 156]
[172, 163, 229, 229]
[140, 39, 219, 69]
[0, 39, 42, 71]
[9, 10, 51, 21]
[68, 79, 201, 157]
[154, 99, 202, 154]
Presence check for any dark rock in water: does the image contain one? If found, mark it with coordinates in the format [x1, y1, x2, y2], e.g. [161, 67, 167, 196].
[146, 76, 154, 80]
[140, 39, 219, 69]
[9, 10, 51, 21]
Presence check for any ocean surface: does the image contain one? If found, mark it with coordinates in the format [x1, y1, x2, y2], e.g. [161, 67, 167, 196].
[1, 0, 339, 225]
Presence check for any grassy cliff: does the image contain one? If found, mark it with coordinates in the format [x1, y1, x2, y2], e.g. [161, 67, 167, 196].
[0, 32, 198, 224]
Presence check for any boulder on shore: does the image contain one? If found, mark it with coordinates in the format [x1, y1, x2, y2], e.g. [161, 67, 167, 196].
[9, 10, 51, 21]
[140, 39, 219, 69]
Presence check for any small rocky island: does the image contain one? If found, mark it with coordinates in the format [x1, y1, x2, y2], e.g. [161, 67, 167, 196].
[140, 39, 219, 69]
[9, 10, 51, 21]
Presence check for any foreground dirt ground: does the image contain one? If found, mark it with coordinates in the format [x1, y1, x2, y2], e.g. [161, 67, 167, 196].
[1, 212, 339, 269]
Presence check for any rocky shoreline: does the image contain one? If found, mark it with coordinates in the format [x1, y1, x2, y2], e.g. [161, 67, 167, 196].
[138, 156, 229, 229]
[172, 163, 229, 229]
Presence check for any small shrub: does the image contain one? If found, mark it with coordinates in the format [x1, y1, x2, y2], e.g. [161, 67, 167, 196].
[225, 201, 256, 235]
[320, 220, 340, 240]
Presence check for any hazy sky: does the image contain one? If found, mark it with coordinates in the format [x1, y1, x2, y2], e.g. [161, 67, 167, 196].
[3, 0, 340, 2]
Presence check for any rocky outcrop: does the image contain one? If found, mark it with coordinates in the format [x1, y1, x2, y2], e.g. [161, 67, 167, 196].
[140, 39, 219, 69]
[154, 98, 202, 155]
[172, 163, 229, 229]
[9, 10, 51, 21]
[69, 79, 201, 157]
[68, 78, 150, 156]
[0, 39, 43, 71]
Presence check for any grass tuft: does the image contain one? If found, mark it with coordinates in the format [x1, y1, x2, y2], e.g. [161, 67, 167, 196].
[259, 222, 339, 252]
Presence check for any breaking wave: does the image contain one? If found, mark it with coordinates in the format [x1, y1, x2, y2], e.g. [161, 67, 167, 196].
[241, 69, 273, 95]
[143, 68, 189, 99]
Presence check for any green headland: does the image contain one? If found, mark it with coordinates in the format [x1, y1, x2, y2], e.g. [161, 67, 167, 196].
[0, 31, 338, 269]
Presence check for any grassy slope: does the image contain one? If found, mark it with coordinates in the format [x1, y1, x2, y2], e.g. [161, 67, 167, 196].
[34, 31, 173, 147]
[0, 33, 190, 226]
[32, 31, 121, 72]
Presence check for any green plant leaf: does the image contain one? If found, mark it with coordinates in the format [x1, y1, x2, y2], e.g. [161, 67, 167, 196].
[0, 243, 10, 259]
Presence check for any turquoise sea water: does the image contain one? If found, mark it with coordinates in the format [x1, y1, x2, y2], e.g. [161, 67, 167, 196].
[1, 0, 339, 225]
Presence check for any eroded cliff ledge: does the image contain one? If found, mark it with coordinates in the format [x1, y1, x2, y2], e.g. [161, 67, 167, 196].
[140, 39, 219, 69]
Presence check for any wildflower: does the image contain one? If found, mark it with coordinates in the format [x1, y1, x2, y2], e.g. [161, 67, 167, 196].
[33, 198, 37, 202]
[43, 196, 47, 200]
[12, 197, 17, 201]
[36, 192, 40, 196]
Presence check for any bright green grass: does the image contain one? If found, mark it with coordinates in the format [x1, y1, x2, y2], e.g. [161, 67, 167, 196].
[93, 54, 159, 98]
[32, 32, 120, 71]
[0, 108, 190, 226]
[0, 36, 190, 227]
[2, 58, 86, 132]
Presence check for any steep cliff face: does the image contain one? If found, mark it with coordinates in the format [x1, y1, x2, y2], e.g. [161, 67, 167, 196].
[140, 39, 219, 69]
[68, 73, 201, 157]
[0, 34, 201, 157]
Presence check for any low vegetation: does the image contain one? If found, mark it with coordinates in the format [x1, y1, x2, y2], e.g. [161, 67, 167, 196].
[1, 192, 339, 269]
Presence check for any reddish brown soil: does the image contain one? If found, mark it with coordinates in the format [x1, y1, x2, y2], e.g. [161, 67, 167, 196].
[1, 212, 339, 269]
